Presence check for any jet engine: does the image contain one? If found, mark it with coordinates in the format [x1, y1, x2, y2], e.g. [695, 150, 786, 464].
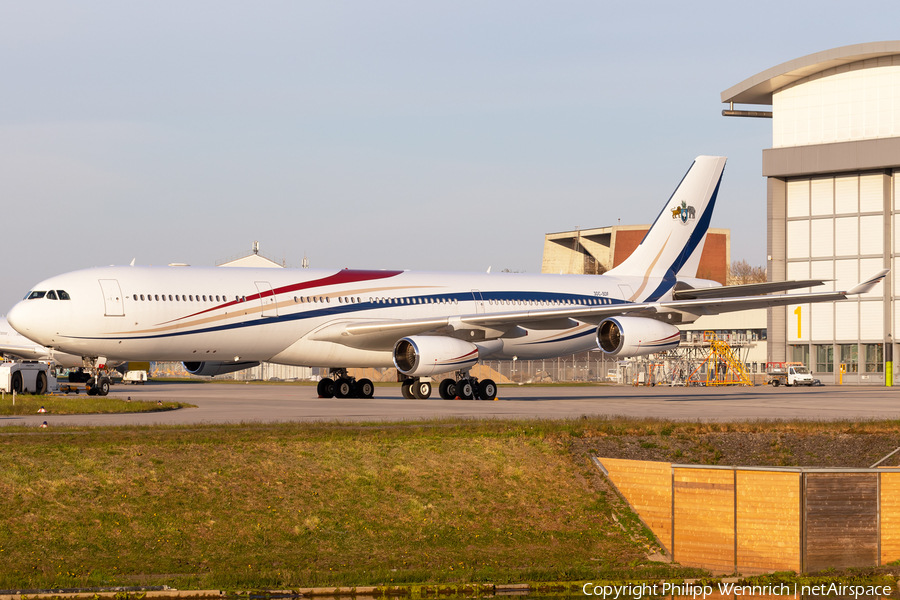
[183, 360, 261, 377]
[596, 317, 681, 357]
[393, 336, 479, 377]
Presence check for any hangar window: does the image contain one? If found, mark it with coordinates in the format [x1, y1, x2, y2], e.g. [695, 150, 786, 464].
[47, 291, 58, 300]
[27, 291, 46, 299]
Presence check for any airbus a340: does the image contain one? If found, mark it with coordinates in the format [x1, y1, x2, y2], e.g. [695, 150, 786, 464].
[7, 156, 887, 398]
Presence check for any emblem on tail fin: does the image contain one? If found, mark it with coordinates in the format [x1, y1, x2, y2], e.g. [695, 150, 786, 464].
[671, 200, 696, 225]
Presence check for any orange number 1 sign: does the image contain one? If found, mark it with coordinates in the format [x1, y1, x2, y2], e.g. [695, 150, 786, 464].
[794, 306, 802, 338]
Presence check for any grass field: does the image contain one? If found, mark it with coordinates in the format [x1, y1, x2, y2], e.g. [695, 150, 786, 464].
[0, 418, 710, 590]
[0, 395, 192, 416]
[4, 417, 898, 591]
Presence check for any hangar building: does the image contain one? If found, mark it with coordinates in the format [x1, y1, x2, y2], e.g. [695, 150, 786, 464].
[541, 225, 730, 284]
[724, 41, 900, 384]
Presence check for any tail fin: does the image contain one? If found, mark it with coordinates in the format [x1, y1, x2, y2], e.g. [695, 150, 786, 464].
[606, 156, 726, 282]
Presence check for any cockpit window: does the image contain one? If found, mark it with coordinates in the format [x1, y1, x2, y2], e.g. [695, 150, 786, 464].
[57, 290, 70, 300]
[47, 291, 58, 300]
[27, 291, 46, 300]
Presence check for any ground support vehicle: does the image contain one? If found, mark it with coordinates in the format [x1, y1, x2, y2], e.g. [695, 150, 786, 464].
[123, 370, 148, 384]
[766, 362, 815, 387]
[0, 361, 53, 394]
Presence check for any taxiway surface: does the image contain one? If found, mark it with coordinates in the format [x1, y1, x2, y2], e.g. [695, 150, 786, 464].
[3, 381, 900, 426]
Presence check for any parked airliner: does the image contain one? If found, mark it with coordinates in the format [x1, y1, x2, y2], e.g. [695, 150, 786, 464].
[7, 156, 887, 399]
[0, 316, 82, 367]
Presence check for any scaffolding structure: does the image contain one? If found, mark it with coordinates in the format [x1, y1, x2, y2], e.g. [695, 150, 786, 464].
[626, 330, 755, 386]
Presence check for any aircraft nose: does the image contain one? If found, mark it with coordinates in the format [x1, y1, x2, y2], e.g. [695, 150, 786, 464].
[7, 300, 36, 338]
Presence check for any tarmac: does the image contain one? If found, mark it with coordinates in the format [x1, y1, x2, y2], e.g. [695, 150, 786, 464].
[2, 381, 899, 426]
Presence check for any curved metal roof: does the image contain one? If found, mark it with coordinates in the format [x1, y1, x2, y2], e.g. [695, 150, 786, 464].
[721, 41, 900, 105]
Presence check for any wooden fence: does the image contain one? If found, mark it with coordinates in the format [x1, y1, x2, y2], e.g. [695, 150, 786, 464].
[595, 457, 900, 574]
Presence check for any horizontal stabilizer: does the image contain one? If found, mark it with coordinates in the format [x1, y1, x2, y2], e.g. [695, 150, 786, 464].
[673, 279, 828, 300]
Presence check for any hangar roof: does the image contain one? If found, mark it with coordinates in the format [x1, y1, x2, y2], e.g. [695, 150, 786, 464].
[721, 41, 900, 106]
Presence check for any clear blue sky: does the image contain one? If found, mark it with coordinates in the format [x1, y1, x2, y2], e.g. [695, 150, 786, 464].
[2, 1, 898, 312]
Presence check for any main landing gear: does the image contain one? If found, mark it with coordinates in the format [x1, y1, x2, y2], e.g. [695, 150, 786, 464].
[82, 357, 112, 396]
[401, 371, 497, 401]
[317, 368, 374, 399]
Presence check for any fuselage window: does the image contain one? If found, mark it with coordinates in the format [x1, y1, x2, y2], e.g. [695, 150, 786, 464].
[168, 295, 173, 301]
[140, 294, 145, 301]
[58, 290, 70, 300]
[216, 295, 220, 302]
[326, 297, 330, 303]
[339, 297, 344, 303]
[155, 295, 159, 301]
[27, 291, 46, 300]
[314, 297, 318, 303]
[47, 291, 58, 300]
[202, 295, 207, 301]
[187, 295, 192, 301]
[162, 295, 166, 301]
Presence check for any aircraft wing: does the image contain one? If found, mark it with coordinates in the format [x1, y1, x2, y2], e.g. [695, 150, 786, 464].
[313, 269, 888, 351]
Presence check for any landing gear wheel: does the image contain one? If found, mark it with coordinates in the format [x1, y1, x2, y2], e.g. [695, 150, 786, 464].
[10, 372, 23, 394]
[35, 372, 48, 395]
[412, 380, 432, 399]
[439, 378, 456, 399]
[356, 378, 374, 399]
[401, 379, 414, 399]
[317, 377, 335, 398]
[457, 378, 475, 400]
[478, 379, 497, 401]
[334, 377, 354, 398]
[97, 378, 111, 396]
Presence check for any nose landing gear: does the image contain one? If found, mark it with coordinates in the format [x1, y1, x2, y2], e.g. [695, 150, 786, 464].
[82, 356, 112, 397]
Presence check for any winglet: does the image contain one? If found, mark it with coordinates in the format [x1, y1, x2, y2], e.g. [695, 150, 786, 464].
[847, 269, 889, 295]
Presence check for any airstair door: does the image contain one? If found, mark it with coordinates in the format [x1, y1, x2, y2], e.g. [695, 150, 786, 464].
[617, 284, 635, 302]
[98, 279, 125, 317]
[471, 289, 485, 313]
[255, 281, 278, 317]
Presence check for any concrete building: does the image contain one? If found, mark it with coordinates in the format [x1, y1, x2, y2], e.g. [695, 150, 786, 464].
[723, 41, 900, 384]
[542, 225, 731, 284]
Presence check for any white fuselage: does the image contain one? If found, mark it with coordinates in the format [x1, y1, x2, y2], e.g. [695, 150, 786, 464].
[8, 265, 664, 368]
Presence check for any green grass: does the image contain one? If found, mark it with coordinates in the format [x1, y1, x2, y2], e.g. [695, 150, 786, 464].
[4, 416, 899, 591]
[0, 395, 192, 415]
[0, 418, 708, 591]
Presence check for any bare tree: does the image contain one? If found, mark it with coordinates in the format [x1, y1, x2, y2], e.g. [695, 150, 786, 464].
[727, 259, 767, 285]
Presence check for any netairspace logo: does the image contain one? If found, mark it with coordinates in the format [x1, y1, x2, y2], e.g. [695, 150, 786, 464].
[581, 582, 894, 599]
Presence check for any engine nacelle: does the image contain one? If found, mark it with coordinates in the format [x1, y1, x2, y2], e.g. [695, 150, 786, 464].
[596, 317, 681, 357]
[183, 360, 261, 377]
[393, 336, 479, 377]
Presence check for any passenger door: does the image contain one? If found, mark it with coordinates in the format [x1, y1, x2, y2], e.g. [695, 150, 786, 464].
[255, 281, 278, 317]
[99, 279, 125, 316]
